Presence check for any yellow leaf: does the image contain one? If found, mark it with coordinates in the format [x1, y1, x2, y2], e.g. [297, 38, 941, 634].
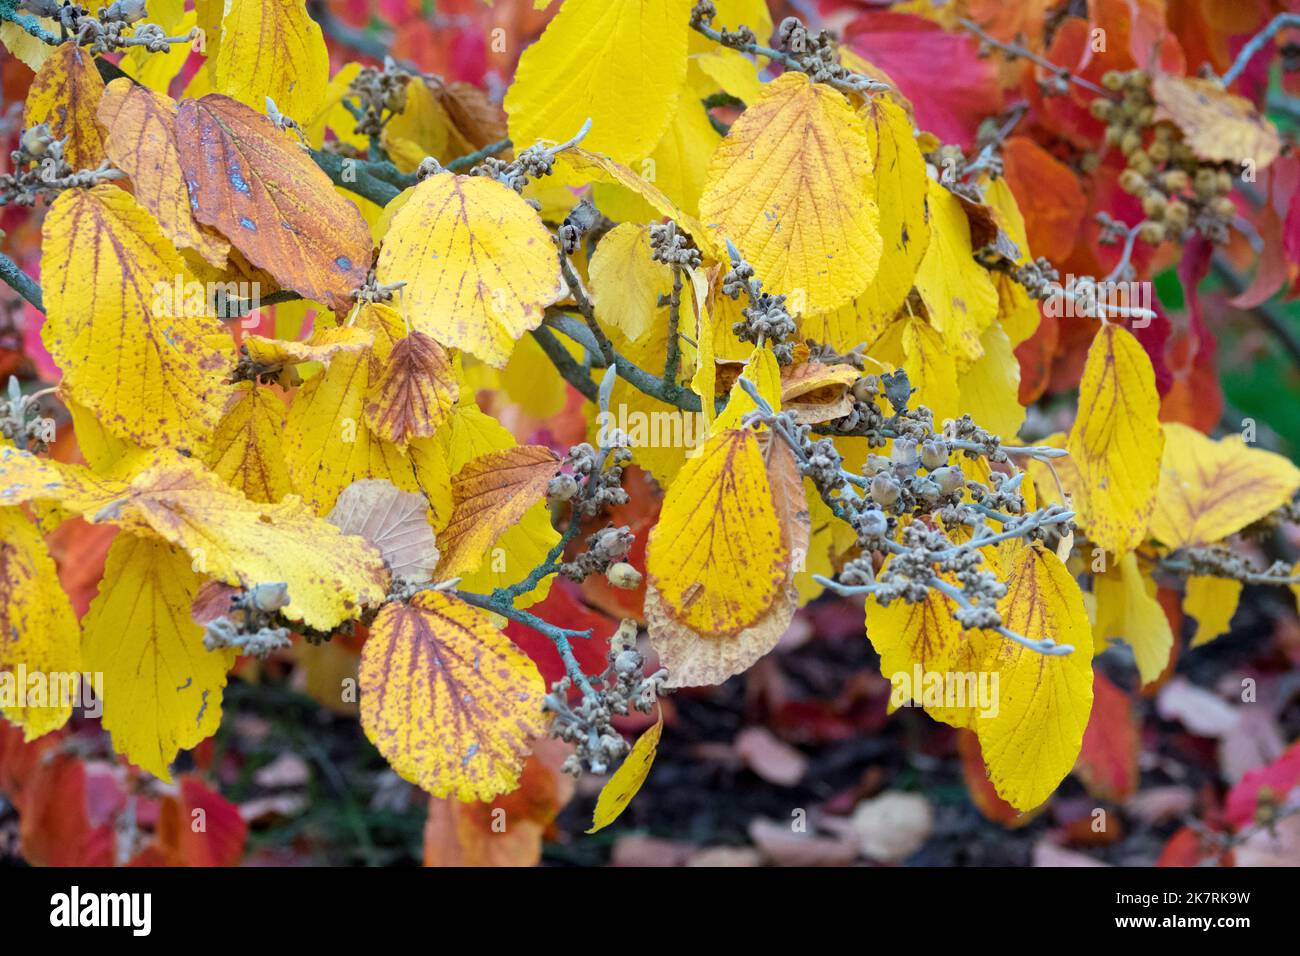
[556, 147, 713, 253]
[713, 346, 780, 433]
[500, 332, 573, 420]
[0, 445, 133, 514]
[504, 0, 691, 163]
[98, 79, 231, 268]
[692, 49, 764, 105]
[994, 271, 1041, 348]
[914, 185, 998, 366]
[440, 400, 517, 476]
[1184, 576, 1242, 649]
[359, 590, 547, 800]
[435, 446, 562, 578]
[866, 573, 985, 730]
[205, 382, 292, 503]
[873, 313, 960, 426]
[284, 306, 450, 519]
[376, 172, 563, 368]
[23, 42, 106, 170]
[958, 323, 1024, 439]
[454, 502, 560, 609]
[0, 508, 80, 739]
[1, 18, 58, 72]
[1150, 422, 1300, 548]
[700, 72, 882, 315]
[1151, 74, 1280, 169]
[587, 711, 664, 833]
[213, 0, 329, 121]
[850, 96, 931, 331]
[1093, 552, 1173, 686]
[82, 535, 235, 780]
[381, 78, 452, 173]
[1067, 324, 1164, 557]
[976, 544, 1094, 811]
[40, 185, 232, 452]
[97, 453, 388, 631]
[305, 63, 369, 151]
[589, 223, 675, 342]
[644, 428, 791, 686]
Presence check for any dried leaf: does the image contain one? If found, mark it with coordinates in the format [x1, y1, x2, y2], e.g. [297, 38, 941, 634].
[1152, 73, 1281, 168]
[327, 479, 440, 586]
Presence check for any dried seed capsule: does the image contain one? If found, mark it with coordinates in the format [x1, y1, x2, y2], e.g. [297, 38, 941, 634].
[1161, 169, 1189, 192]
[856, 508, 888, 537]
[547, 473, 579, 502]
[919, 439, 948, 471]
[19, 123, 54, 159]
[1141, 191, 1167, 218]
[606, 562, 643, 590]
[1119, 169, 1146, 195]
[1164, 200, 1190, 229]
[1090, 98, 1114, 121]
[1211, 196, 1236, 219]
[851, 374, 878, 403]
[1137, 221, 1166, 244]
[930, 466, 965, 496]
[1102, 71, 1125, 91]
[870, 474, 900, 506]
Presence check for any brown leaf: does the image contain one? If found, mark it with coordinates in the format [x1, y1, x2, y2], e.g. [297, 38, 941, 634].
[327, 479, 440, 586]
[98, 79, 231, 268]
[175, 94, 373, 310]
[435, 445, 563, 577]
[779, 360, 860, 425]
[364, 330, 458, 448]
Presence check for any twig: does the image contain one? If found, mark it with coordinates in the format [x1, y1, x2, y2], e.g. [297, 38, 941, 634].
[1220, 12, 1300, 88]
[0, 252, 43, 312]
[958, 17, 1112, 98]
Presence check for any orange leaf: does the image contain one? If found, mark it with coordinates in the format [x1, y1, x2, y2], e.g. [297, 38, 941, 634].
[435, 445, 563, 577]
[1000, 136, 1086, 263]
[98, 78, 231, 269]
[175, 94, 373, 310]
[1074, 671, 1139, 801]
[364, 330, 458, 448]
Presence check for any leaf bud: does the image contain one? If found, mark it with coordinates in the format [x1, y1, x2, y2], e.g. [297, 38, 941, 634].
[606, 562, 642, 590]
[919, 439, 947, 471]
[870, 474, 900, 506]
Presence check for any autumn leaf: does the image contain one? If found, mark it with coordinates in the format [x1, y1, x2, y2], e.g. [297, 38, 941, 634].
[504, 0, 691, 163]
[364, 330, 458, 449]
[958, 324, 1025, 439]
[1074, 671, 1139, 802]
[95, 453, 388, 631]
[1067, 324, 1164, 557]
[0, 445, 132, 514]
[212, 0, 330, 122]
[1183, 575, 1242, 648]
[175, 94, 373, 311]
[375, 172, 563, 367]
[914, 184, 999, 366]
[1150, 422, 1300, 548]
[327, 479, 440, 587]
[587, 711, 664, 833]
[97, 79, 231, 269]
[976, 543, 1094, 812]
[204, 382, 291, 504]
[23, 43, 106, 171]
[283, 305, 450, 519]
[1152, 73, 1281, 169]
[0, 508, 81, 740]
[82, 535, 235, 780]
[435, 445, 562, 578]
[644, 428, 793, 686]
[40, 184, 232, 452]
[1093, 551, 1174, 687]
[589, 223, 675, 343]
[359, 590, 547, 801]
[700, 72, 882, 315]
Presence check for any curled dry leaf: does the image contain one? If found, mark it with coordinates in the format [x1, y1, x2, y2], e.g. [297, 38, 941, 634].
[363, 330, 458, 449]
[1151, 73, 1281, 169]
[779, 360, 861, 425]
[359, 590, 547, 801]
[175, 94, 373, 311]
[327, 479, 440, 586]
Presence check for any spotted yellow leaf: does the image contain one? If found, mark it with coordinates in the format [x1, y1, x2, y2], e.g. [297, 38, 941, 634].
[376, 172, 563, 367]
[914, 184, 999, 366]
[96, 453, 388, 631]
[700, 72, 882, 315]
[40, 185, 232, 452]
[82, 535, 236, 780]
[23, 42, 106, 170]
[0, 507, 80, 739]
[359, 590, 547, 801]
[205, 382, 291, 503]
[213, 0, 329, 122]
